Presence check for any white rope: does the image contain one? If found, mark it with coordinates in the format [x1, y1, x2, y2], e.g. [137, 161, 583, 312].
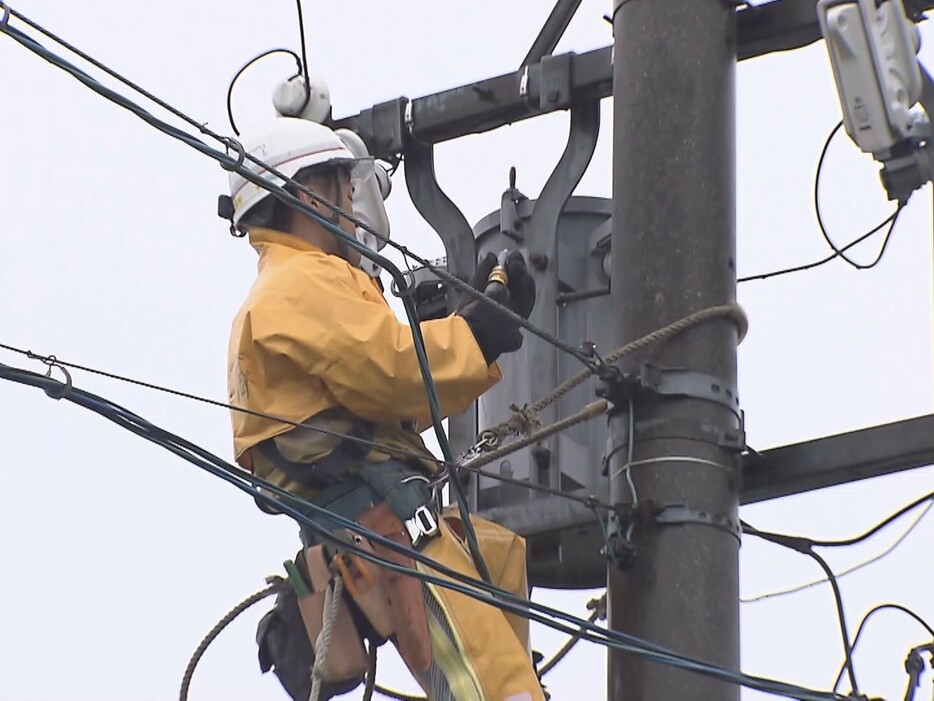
[309, 576, 345, 701]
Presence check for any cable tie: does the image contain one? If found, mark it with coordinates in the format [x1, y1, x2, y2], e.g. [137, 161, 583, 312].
[220, 136, 246, 172]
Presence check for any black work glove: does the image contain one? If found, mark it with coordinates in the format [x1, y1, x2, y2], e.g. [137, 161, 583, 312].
[456, 251, 498, 312]
[457, 250, 537, 365]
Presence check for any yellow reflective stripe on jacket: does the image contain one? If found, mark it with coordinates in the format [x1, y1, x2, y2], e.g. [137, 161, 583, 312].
[228, 227, 501, 466]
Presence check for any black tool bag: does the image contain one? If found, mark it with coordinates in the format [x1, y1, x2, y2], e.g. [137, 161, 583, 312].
[255, 585, 363, 700]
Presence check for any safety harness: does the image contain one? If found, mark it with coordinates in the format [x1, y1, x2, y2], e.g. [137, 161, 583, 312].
[255, 434, 441, 700]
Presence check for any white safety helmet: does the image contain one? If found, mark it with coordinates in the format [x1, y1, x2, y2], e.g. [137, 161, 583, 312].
[227, 117, 364, 229]
[335, 128, 392, 277]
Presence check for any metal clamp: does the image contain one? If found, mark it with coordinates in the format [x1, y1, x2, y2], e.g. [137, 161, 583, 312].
[540, 53, 572, 110]
[404, 100, 414, 133]
[654, 503, 741, 541]
[639, 363, 741, 418]
[519, 66, 530, 99]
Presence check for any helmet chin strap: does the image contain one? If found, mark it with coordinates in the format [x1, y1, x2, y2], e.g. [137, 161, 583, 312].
[325, 172, 356, 263]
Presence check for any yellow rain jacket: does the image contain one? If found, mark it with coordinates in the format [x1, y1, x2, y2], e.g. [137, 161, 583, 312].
[229, 228, 544, 701]
[227, 228, 501, 475]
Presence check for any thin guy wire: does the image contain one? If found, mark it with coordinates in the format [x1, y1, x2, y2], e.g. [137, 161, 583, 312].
[742, 501, 933, 603]
[1, 5, 595, 370]
[0, 362, 848, 701]
[0, 340, 617, 513]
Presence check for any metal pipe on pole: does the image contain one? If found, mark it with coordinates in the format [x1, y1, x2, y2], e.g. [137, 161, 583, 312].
[608, 1, 741, 700]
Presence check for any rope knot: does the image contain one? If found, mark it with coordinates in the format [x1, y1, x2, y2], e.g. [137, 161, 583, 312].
[505, 403, 541, 437]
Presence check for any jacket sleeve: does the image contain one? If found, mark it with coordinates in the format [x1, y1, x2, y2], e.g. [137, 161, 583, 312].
[248, 257, 501, 425]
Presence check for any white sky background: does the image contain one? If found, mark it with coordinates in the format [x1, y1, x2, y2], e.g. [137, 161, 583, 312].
[1, 1, 933, 699]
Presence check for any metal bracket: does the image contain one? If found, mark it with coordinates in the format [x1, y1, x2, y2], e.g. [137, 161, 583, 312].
[639, 363, 741, 418]
[348, 97, 407, 161]
[540, 53, 572, 110]
[524, 99, 601, 490]
[402, 139, 478, 463]
[654, 503, 741, 541]
[500, 166, 528, 240]
[403, 139, 477, 283]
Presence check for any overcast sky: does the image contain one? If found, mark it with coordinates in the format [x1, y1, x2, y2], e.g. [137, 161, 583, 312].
[1, 2, 933, 700]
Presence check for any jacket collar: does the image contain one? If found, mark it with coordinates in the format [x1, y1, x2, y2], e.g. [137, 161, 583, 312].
[248, 227, 325, 255]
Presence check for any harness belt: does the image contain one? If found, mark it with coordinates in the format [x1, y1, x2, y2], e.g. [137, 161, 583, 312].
[257, 437, 440, 684]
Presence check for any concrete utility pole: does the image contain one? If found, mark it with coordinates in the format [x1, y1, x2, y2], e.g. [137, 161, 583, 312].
[608, 1, 741, 700]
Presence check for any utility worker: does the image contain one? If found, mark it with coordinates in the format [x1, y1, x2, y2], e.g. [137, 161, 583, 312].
[224, 117, 545, 701]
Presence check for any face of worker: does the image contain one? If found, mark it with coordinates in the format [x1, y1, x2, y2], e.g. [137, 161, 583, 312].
[300, 167, 361, 266]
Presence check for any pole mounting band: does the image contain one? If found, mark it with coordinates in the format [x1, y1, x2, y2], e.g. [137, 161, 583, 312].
[654, 503, 741, 542]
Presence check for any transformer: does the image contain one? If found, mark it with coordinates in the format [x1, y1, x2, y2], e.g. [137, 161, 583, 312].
[410, 196, 613, 588]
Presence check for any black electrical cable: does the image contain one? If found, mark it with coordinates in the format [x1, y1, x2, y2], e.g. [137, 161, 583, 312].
[0, 361, 847, 701]
[739, 119, 910, 283]
[809, 490, 934, 548]
[738, 206, 903, 283]
[742, 501, 933, 603]
[815, 121, 908, 270]
[0, 4, 596, 371]
[806, 550, 860, 695]
[745, 491, 934, 551]
[742, 523, 860, 696]
[0, 17, 869, 699]
[294, 0, 312, 115]
[0, 340, 618, 514]
[831, 603, 934, 692]
[226, 48, 303, 135]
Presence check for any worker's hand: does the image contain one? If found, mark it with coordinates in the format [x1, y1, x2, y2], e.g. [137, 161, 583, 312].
[456, 252, 498, 312]
[503, 250, 536, 319]
[456, 250, 536, 365]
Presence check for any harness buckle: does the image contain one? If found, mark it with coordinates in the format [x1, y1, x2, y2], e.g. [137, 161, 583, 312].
[404, 505, 440, 548]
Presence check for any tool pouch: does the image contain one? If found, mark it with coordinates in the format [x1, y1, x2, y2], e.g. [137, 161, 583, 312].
[332, 532, 395, 642]
[256, 584, 362, 701]
[357, 501, 432, 673]
[296, 545, 368, 683]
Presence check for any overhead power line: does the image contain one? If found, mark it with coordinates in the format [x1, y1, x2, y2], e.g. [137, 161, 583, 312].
[831, 603, 934, 693]
[0, 340, 618, 514]
[0, 7, 499, 583]
[739, 120, 908, 284]
[0, 3, 597, 370]
[0, 360, 847, 701]
[742, 501, 933, 603]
